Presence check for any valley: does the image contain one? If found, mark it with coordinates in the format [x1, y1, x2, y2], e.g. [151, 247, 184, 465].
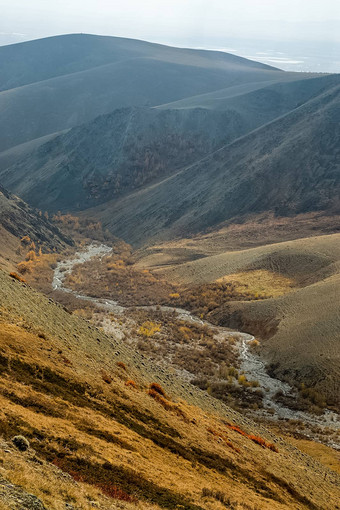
[53, 243, 340, 441]
[0, 32, 339, 509]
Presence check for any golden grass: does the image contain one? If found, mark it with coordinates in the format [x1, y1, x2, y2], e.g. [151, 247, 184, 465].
[286, 437, 340, 475]
[216, 270, 294, 298]
[0, 275, 339, 510]
[0, 446, 158, 510]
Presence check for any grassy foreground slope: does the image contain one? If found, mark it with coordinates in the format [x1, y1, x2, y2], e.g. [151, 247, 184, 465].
[0, 270, 340, 509]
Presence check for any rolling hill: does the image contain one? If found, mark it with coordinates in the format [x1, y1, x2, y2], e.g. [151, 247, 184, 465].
[137, 233, 340, 409]
[0, 33, 287, 152]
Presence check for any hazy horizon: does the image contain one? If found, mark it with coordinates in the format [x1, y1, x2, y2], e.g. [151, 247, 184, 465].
[1, 0, 340, 72]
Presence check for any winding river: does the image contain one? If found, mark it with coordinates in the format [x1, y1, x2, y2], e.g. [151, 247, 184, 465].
[52, 243, 339, 446]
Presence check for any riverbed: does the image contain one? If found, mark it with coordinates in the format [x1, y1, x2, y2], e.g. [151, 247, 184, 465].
[52, 243, 340, 446]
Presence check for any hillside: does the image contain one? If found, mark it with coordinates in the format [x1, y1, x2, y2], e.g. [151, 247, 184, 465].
[82, 82, 340, 246]
[0, 33, 278, 93]
[0, 184, 72, 272]
[137, 233, 340, 409]
[1, 73, 339, 213]
[0, 34, 286, 152]
[0, 107, 244, 212]
[0, 268, 340, 509]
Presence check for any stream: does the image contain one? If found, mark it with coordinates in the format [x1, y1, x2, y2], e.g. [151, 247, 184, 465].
[52, 243, 339, 446]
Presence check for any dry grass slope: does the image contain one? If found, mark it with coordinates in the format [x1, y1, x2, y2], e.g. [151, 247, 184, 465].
[0, 269, 339, 509]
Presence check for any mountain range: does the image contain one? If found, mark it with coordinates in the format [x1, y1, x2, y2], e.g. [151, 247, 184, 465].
[0, 34, 339, 246]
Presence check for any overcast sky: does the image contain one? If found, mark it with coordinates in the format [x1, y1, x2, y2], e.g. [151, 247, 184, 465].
[1, 0, 340, 71]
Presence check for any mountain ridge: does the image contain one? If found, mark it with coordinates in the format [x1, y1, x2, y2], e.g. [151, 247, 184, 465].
[80, 81, 340, 245]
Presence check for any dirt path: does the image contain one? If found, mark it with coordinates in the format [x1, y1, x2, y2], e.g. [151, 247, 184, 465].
[53, 243, 340, 447]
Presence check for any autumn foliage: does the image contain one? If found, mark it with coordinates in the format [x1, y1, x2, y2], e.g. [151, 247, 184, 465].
[225, 422, 278, 452]
[149, 382, 167, 397]
[207, 427, 240, 453]
[9, 272, 26, 283]
[125, 379, 138, 389]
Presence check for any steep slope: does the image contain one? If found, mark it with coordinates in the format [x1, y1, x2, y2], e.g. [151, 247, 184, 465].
[0, 268, 339, 509]
[157, 73, 339, 111]
[0, 34, 285, 152]
[84, 82, 340, 246]
[2, 74, 338, 213]
[0, 184, 72, 271]
[0, 107, 243, 211]
[0, 130, 70, 173]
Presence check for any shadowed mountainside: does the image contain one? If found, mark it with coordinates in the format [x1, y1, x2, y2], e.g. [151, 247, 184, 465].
[83, 82, 340, 246]
[1, 73, 339, 214]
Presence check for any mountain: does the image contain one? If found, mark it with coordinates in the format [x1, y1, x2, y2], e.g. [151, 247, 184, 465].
[82, 81, 340, 246]
[1, 72, 338, 213]
[0, 33, 286, 152]
[0, 33, 278, 92]
[0, 107, 242, 211]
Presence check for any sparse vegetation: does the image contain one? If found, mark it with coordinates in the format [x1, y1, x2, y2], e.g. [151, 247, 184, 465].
[138, 321, 161, 337]
[224, 423, 278, 453]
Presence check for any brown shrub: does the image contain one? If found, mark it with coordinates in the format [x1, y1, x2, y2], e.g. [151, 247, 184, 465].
[17, 261, 31, 274]
[225, 423, 278, 453]
[147, 388, 188, 422]
[9, 272, 26, 283]
[149, 382, 167, 397]
[125, 379, 138, 389]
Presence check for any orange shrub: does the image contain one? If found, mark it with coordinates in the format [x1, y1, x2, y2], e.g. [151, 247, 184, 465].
[207, 427, 240, 453]
[25, 250, 36, 261]
[116, 361, 127, 371]
[149, 382, 167, 397]
[20, 235, 31, 245]
[125, 379, 138, 389]
[9, 272, 26, 283]
[225, 422, 278, 452]
[148, 389, 173, 411]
